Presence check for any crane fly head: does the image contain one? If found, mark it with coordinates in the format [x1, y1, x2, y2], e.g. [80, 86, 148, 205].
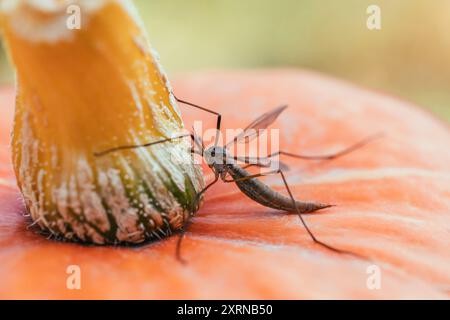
[204, 146, 228, 169]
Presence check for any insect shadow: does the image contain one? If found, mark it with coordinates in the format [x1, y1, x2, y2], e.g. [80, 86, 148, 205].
[96, 96, 381, 263]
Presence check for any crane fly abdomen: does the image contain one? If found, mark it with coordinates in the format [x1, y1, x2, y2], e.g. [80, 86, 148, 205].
[227, 165, 331, 213]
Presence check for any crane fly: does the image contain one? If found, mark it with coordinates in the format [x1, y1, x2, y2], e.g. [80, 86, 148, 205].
[96, 96, 381, 262]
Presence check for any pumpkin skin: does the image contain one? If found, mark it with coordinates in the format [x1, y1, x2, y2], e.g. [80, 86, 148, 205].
[0, 70, 449, 299]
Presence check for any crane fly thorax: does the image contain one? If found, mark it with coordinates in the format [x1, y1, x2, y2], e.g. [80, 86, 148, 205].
[204, 146, 233, 176]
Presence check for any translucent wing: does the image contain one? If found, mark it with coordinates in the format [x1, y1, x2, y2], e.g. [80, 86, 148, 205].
[226, 105, 288, 147]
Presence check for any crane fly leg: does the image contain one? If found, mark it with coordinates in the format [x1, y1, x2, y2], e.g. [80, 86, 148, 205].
[196, 173, 220, 201]
[175, 229, 187, 265]
[174, 95, 222, 147]
[233, 134, 382, 167]
[222, 170, 279, 183]
[277, 170, 357, 256]
[175, 173, 220, 264]
[267, 134, 383, 161]
[94, 133, 194, 156]
[234, 134, 381, 172]
[224, 169, 365, 258]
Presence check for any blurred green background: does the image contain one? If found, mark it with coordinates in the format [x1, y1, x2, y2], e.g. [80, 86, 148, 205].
[1, 0, 449, 122]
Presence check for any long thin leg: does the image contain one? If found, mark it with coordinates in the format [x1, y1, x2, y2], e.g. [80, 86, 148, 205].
[176, 228, 187, 265]
[232, 155, 271, 167]
[231, 135, 381, 171]
[223, 170, 279, 183]
[94, 133, 193, 157]
[174, 96, 222, 147]
[277, 170, 358, 256]
[236, 160, 290, 172]
[196, 173, 220, 202]
[175, 173, 220, 264]
[268, 134, 382, 161]
[223, 169, 364, 258]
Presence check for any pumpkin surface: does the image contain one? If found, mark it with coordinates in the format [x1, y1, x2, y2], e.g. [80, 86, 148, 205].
[0, 70, 449, 299]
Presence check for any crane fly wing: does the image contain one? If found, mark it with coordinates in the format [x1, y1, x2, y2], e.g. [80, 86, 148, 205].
[244, 105, 288, 131]
[227, 105, 288, 147]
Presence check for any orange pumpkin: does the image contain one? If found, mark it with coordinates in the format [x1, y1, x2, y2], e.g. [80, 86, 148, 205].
[0, 70, 449, 299]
